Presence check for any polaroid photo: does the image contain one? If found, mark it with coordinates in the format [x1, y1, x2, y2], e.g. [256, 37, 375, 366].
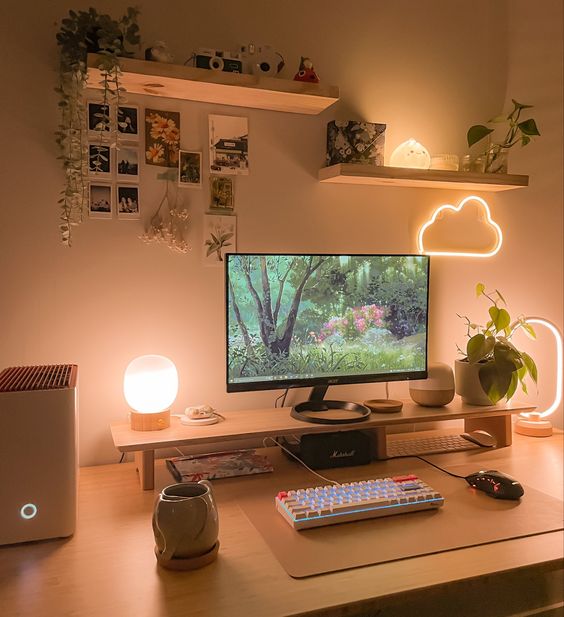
[87, 102, 111, 134]
[88, 143, 111, 177]
[116, 146, 139, 181]
[208, 115, 248, 175]
[89, 183, 112, 219]
[117, 184, 140, 220]
[203, 214, 236, 266]
[117, 105, 139, 139]
[178, 150, 202, 188]
[209, 175, 234, 211]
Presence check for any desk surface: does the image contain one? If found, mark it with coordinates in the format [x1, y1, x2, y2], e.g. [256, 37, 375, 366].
[0, 430, 562, 617]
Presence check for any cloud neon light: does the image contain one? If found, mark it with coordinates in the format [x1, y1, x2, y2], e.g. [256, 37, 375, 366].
[417, 195, 503, 258]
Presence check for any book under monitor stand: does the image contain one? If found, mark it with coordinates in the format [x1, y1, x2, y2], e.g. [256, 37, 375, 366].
[110, 397, 534, 490]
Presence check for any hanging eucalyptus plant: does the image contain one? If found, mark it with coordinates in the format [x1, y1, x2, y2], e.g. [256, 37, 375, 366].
[55, 7, 140, 246]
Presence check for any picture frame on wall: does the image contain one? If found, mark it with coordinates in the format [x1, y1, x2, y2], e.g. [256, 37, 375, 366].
[203, 214, 236, 266]
[89, 183, 112, 219]
[116, 146, 139, 181]
[87, 102, 111, 135]
[209, 114, 248, 175]
[117, 184, 140, 220]
[88, 143, 111, 177]
[117, 105, 139, 139]
[178, 150, 202, 188]
[209, 175, 234, 211]
[145, 108, 180, 168]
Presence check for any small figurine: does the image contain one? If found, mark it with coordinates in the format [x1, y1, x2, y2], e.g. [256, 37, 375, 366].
[293, 57, 319, 83]
[145, 41, 174, 63]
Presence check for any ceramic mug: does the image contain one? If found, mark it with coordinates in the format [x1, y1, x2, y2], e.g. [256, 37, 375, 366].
[153, 480, 219, 562]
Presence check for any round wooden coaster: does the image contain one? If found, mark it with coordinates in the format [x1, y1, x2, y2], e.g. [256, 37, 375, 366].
[363, 399, 403, 413]
[155, 541, 220, 570]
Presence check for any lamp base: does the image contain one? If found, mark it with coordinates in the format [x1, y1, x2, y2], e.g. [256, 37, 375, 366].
[130, 409, 170, 431]
[514, 413, 553, 437]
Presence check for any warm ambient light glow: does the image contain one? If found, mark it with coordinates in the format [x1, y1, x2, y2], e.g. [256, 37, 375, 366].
[123, 355, 178, 413]
[417, 195, 503, 257]
[389, 138, 431, 169]
[512, 317, 563, 427]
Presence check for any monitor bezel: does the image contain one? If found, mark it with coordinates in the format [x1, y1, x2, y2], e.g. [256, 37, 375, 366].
[225, 253, 430, 393]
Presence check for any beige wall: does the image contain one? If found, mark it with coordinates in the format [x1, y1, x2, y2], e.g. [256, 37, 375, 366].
[1, 0, 561, 465]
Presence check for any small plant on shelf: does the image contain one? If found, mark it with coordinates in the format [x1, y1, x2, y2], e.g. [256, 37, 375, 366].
[466, 99, 540, 174]
[457, 283, 538, 404]
[55, 7, 140, 246]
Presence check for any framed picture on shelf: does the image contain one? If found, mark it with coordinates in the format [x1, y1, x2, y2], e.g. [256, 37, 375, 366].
[209, 175, 234, 211]
[203, 214, 236, 266]
[117, 184, 140, 220]
[209, 114, 248, 175]
[117, 146, 139, 181]
[87, 102, 111, 135]
[117, 105, 139, 139]
[88, 143, 111, 177]
[89, 183, 112, 219]
[178, 150, 202, 188]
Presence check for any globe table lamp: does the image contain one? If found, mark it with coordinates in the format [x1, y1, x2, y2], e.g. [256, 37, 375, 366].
[124, 355, 178, 431]
[512, 317, 563, 438]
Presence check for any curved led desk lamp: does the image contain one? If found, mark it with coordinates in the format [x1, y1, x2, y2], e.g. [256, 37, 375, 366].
[511, 317, 563, 437]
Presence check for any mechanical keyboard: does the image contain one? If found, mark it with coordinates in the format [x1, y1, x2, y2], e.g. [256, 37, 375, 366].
[386, 434, 482, 458]
[275, 475, 444, 530]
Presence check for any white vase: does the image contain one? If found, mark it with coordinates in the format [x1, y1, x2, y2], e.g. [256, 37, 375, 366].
[454, 359, 495, 406]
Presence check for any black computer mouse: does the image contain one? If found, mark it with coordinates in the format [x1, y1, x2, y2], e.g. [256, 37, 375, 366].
[465, 469, 524, 500]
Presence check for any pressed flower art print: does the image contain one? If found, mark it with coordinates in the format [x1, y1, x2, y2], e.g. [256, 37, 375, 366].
[145, 109, 181, 168]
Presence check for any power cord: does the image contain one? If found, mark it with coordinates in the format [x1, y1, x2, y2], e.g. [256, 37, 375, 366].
[274, 388, 289, 408]
[393, 454, 466, 479]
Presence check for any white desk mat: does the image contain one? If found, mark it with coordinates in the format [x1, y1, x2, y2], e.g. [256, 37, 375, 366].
[232, 458, 564, 578]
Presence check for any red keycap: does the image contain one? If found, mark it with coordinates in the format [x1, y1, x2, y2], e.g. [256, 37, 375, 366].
[277, 491, 288, 500]
[392, 474, 418, 482]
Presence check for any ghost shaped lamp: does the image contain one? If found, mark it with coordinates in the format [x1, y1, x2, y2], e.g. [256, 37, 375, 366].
[124, 355, 178, 431]
[390, 138, 431, 169]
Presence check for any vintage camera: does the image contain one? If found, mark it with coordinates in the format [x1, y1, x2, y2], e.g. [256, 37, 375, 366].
[240, 43, 284, 77]
[195, 48, 243, 73]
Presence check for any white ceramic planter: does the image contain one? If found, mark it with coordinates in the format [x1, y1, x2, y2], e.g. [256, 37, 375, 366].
[454, 359, 495, 406]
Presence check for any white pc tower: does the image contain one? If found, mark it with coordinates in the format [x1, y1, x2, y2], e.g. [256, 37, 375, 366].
[0, 364, 78, 545]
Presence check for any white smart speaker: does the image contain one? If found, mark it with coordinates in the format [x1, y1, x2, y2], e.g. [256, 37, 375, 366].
[0, 364, 78, 545]
[409, 362, 455, 407]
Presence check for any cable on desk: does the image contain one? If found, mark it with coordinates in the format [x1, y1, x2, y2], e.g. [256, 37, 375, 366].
[274, 388, 289, 408]
[395, 455, 467, 479]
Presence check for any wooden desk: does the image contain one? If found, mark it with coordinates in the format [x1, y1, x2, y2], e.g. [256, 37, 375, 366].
[111, 399, 534, 489]
[1, 431, 562, 617]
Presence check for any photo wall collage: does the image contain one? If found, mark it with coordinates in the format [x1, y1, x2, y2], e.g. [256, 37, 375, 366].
[87, 101, 248, 265]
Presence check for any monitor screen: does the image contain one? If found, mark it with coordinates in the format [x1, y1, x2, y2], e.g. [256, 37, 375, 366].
[226, 254, 429, 393]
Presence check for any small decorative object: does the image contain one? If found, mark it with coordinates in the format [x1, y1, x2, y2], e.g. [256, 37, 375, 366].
[467, 99, 540, 173]
[140, 176, 190, 254]
[430, 154, 459, 171]
[56, 7, 140, 246]
[389, 139, 431, 169]
[461, 154, 485, 173]
[203, 214, 236, 265]
[294, 57, 319, 83]
[240, 43, 284, 76]
[117, 105, 139, 138]
[409, 362, 455, 407]
[513, 317, 562, 437]
[153, 481, 219, 570]
[417, 195, 503, 258]
[88, 144, 111, 176]
[194, 47, 244, 73]
[117, 185, 140, 219]
[326, 121, 386, 166]
[181, 405, 221, 426]
[209, 176, 234, 211]
[88, 184, 112, 219]
[209, 115, 248, 175]
[124, 355, 178, 431]
[116, 146, 139, 180]
[144, 41, 174, 63]
[455, 283, 538, 405]
[145, 109, 181, 168]
[178, 151, 202, 188]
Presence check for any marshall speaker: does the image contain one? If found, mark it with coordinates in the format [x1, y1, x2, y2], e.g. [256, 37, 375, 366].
[280, 431, 374, 469]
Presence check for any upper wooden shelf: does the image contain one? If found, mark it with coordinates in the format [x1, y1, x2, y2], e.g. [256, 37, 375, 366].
[86, 54, 339, 115]
[319, 164, 529, 191]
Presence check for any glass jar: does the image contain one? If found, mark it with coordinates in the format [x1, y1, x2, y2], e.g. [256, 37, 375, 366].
[484, 145, 509, 173]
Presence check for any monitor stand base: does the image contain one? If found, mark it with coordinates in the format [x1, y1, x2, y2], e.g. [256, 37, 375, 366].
[291, 399, 371, 424]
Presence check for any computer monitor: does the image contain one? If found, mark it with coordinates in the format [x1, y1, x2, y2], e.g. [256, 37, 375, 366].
[226, 254, 429, 414]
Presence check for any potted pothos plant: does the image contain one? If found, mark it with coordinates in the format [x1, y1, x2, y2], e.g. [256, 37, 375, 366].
[455, 283, 538, 405]
[55, 7, 140, 246]
[466, 99, 540, 174]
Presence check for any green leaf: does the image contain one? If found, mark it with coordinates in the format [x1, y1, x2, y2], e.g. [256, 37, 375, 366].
[479, 362, 513, 404]
[521, 352, 538, 384]
[506, 371, 519, 401]
[512, 99, 533, 110]
[495, 289, 506, 304]
[489, 306, 500, 327]
[467, 125, 494, 148]
[489, 306, 510, 331]
[467, 333, 485, 363]
[518, 118, 540, 136]
[521, 321, 536, 339]
[475, 282, 485, 297]
[521, 135, 531, 146]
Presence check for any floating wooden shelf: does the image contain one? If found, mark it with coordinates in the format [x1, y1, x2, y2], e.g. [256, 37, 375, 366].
[86, 54, 339, 115]
[319, 164, 529, 191]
